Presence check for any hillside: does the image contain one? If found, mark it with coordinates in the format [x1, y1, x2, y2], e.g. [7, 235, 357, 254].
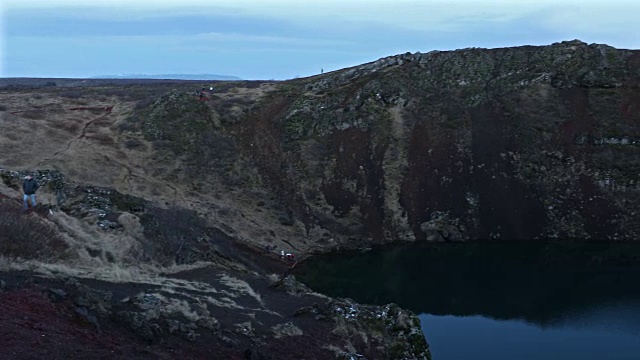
[91, 74, 243, 81]
[0, 39, 639, 359]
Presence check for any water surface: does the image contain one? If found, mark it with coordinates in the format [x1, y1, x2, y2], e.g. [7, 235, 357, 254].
[297, 242, 640, 360]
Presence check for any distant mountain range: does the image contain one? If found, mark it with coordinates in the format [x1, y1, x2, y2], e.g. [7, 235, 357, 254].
[91, 74, 243, 81]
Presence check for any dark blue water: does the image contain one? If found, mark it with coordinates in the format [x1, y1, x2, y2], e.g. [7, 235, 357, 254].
[296, 242, 640, 360]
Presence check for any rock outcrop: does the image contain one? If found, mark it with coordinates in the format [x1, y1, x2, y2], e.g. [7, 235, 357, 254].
[235, 40, 640, 246]
[0, 270, 430, 360]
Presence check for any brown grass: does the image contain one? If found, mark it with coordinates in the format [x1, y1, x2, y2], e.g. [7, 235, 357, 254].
[86, 132, 115, 146]
[0, 82, 312, 262]
[123, 138, 145, 150]
[0, 201, 70, 261]
[59, 90, 84, 99]
[114, 116, 141, 132]
[22, 109, 46, 120]
[92, 116, 114, 127]
[60, 121, 81, 134]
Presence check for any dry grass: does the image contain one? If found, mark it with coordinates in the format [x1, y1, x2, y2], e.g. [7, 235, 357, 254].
[0, 195, 291, 324]
[21, 109, 46, 120]
[91, 116, 114, 127]
[271, 322, 303, 338]
[86, 132, 115, 146]
[0, 82, 316, 274]
[48, 212, 139, 263]
[113, 115, 141, 132]
[0, 201, 71, 262]
[59, 121, 81, 134]
[122, 138, 146, 150]
[218, 274, 263, 305]
[5, 132, 19, 141]
[59, 90, 84, 99]
[141, 292, 202, 321]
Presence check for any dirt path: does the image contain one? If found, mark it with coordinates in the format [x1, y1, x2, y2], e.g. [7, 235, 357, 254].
[37, 107, 114, 167]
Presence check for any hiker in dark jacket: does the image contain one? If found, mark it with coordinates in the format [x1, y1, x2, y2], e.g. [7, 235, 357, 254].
[22, 175, 39, 209]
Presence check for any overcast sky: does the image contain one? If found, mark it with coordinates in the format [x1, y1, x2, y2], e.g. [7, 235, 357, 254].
[1, 0, 638, 80]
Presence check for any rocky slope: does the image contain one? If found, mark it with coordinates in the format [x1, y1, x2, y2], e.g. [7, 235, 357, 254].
[292, 41, 636, 242]
[264, 40, 639, 246]
[117, 39, 638, 251]
[0, 39, 638, 359]
[0, 177, 428, 360]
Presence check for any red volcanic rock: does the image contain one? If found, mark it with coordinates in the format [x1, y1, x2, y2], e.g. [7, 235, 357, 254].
[0, 288, 240, 360]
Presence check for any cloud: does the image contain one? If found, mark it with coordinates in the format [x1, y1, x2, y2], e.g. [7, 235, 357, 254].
[539, 3, 640, 35]
[188, 32, 354, 47]
[0, 1, 560, 26]
[7, 0, 639, 42]
[10, 32, 353, 48]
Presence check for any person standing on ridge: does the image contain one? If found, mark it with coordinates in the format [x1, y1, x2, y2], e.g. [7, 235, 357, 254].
[22, 174, 39, 210]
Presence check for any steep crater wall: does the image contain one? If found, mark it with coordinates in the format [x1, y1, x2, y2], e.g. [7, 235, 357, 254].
[239, 40, 640, 246]
[122, 40, 639, 253]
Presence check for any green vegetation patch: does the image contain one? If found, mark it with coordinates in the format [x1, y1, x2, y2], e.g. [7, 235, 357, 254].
[128, 91, 239, 174]
[140, 91, 215, 153]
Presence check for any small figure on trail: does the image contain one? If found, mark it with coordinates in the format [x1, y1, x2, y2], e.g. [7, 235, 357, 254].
[286, 253, 295, 262]
[321, 68, 323, 74]
[22, 174, 39, 210]
[281, 250, 285, 258]
[199, 87, 206, 100]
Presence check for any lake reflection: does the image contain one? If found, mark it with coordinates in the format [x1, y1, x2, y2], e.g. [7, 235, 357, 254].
[421, 306, 640, 360]
[296, 242, 640, 359]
